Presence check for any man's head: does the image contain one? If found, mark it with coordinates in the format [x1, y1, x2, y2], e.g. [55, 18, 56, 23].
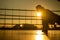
[36, 5, 44, 11]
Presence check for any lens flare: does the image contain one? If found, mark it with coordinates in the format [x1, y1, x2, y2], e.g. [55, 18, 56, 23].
[37, 12, 42, 16]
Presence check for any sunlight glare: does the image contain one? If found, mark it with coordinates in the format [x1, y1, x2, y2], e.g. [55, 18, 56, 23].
[35, 30, 50, 40]
[35, 30, 43, 40]
[37, 12, 42, 16]
[20, 24, 23, 27]
[36, 30, 43, 35]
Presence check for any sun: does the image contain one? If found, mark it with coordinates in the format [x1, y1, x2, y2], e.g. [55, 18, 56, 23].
[37, 12, 42, 16]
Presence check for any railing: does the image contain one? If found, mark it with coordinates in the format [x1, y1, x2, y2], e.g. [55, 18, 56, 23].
[0, 8, 43, 30]
[0, 8, 60, 30]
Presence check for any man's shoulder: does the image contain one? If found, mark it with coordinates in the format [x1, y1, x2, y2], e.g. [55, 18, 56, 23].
[45, 9, 60, 17]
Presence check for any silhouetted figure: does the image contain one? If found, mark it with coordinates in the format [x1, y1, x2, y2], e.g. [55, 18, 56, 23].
[36, 5, 60, 35]
[36, 5, 48, 35]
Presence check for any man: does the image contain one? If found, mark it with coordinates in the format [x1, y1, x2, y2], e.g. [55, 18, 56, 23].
[36, 5, 49, 35]
[36, 5, 60, 35]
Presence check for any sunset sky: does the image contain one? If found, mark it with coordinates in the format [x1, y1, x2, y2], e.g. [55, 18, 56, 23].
[0, 0, 60, 15]
[0, 0, 60, 9]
